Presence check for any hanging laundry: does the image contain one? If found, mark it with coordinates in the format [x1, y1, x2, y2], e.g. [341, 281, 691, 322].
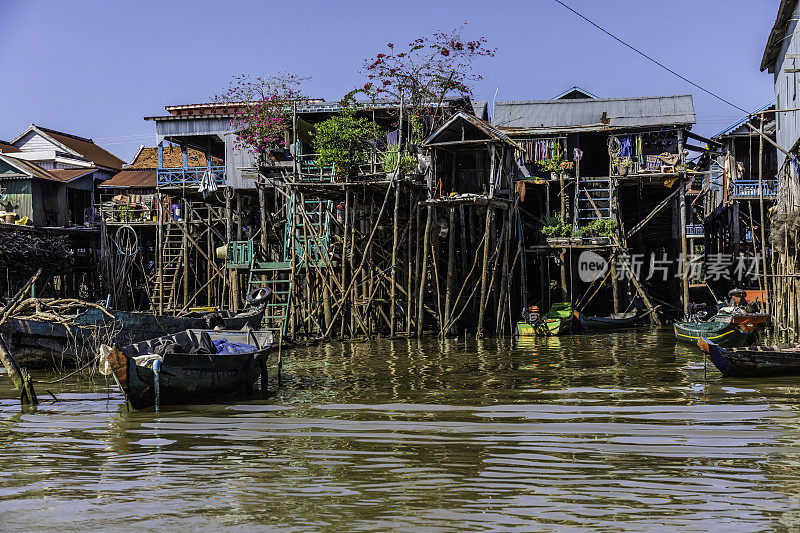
[620, 136, 632, 158]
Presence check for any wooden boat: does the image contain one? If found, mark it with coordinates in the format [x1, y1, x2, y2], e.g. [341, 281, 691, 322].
[578, 311, 639, 330]
[101, 328, 274, 410]
[0, 306, 266, 364]
[698, 337, 800, 377]
[517, 303, 572, 336]
[674, 308, 768, 348]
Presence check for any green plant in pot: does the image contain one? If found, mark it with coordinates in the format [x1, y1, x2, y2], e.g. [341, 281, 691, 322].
[541, 214, 572, 241]
[582, 218, 618, 239]
[616, 157, 632, 176]
[381, 143, 417, 175]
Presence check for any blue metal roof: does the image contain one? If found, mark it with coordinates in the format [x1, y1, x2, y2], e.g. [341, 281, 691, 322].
[712, 100, 775, 138]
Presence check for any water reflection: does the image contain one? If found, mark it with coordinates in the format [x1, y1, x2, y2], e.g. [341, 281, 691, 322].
[1, 330, 799, 530]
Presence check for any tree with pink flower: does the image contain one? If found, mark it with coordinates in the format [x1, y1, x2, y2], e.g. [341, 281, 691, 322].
[214, 73, 309, 160]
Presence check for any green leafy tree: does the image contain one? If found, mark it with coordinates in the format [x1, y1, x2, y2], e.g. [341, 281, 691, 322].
[313, 97, 382, 177]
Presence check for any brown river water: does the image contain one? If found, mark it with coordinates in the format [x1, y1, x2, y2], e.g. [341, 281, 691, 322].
[2, 329, 800, 531]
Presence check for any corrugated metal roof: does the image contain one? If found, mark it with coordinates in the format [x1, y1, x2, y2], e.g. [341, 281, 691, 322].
[472, 101, 488, 120]
[48, 168, 97, 183]
[552, 86, 597, 100]
[761, 0, 798, 72]
[0, 155, 60, 181]
[146, 98, 468, 121]
[38, 126, 125, 170]
[0, 140, 20, 153]
[100, 169, 156, 189]
[492, 94, 695, 131]
[423, 111, 521, 149]
[713, 100, 775, 138]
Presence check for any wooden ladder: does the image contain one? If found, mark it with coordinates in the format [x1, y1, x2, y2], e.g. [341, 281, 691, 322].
[248, 261, 293, 336]
[152, 223, 184, 311]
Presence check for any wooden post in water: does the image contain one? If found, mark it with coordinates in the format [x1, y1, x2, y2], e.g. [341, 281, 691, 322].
[477, 146, 496, 338]
[444, 207, 456, 335]
[559, 171, 568, 301]
[758, 117, 770, 314]
[390, 181, 400, 336]
[416, 205, 432, 338]
[182, 201, 190, 309]
[679, 182, 689, 318]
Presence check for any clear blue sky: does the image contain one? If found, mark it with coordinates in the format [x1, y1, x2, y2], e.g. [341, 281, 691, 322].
[0, 0, 778, 163]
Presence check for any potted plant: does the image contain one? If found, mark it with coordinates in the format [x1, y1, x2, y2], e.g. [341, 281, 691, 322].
[541, 215, 572, 245]
[569, 225, 584, 244]
[559, 160, 574, 179]
[616, 157, 632, 176]
[581, 218, 618, 244]
[381, 143, 417, 177]
[538, 143, 565, 180]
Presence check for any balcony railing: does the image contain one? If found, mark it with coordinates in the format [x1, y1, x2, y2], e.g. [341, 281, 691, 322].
[157, 165, 226, 187]
[686, 224, 704, 238]
[732, 180, 778, 198]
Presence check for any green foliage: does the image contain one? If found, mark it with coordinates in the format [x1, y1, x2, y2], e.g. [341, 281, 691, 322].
[537, 146, 563, 173]
[381, 144, 417, 174]
[582, 218, 618, 237]
[313, 97, 382, 176]
[541, 215, 578, 239]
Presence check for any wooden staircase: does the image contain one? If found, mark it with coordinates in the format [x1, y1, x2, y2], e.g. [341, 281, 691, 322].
[152, 223, 183, 311]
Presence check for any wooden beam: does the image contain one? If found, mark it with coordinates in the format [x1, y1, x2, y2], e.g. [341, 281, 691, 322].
[746, 122, 790, 156]
[625, 186, 682, 240]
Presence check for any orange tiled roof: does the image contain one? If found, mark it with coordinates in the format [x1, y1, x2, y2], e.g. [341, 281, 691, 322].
[128, 146, 223, 169]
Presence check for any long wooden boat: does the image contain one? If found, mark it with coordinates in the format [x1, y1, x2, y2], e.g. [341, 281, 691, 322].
[102, 329, 274, 410]
[698, 337, 800, 377]
[578, 311, 639, 330]
[517, 303, 572, 336]
[674, 309, 768, 348]
[0, 306, 265, 364]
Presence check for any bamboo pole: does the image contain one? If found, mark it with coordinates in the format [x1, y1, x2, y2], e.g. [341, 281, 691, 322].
[496, 202, 513, 334]
[324, 182, 394, 338]
[444, 207, 456, 335]
[416, 206, 433, 338]
[390, 181, 401, 336]
[340, 190, 350, 337]
[679, 183, 689, 318]
[758, 117, 770, 314]
[406, 194, 417, 334]
[582, 188, 662, 325]
[477, 146, 497, 338]
[156, 192, 164, 313]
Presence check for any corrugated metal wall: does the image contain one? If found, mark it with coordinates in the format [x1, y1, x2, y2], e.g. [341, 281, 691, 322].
[774, 1, 800, 170]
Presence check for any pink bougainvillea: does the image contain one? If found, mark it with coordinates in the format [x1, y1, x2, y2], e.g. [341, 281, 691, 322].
[214, 73, 308, 158]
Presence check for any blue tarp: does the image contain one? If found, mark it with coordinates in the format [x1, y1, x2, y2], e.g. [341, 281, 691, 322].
[212, 339, 257, 355]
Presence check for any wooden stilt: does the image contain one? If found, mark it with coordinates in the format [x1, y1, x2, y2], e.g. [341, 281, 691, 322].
[444, 207, 456, 335]
[416, 205, 432, 338]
